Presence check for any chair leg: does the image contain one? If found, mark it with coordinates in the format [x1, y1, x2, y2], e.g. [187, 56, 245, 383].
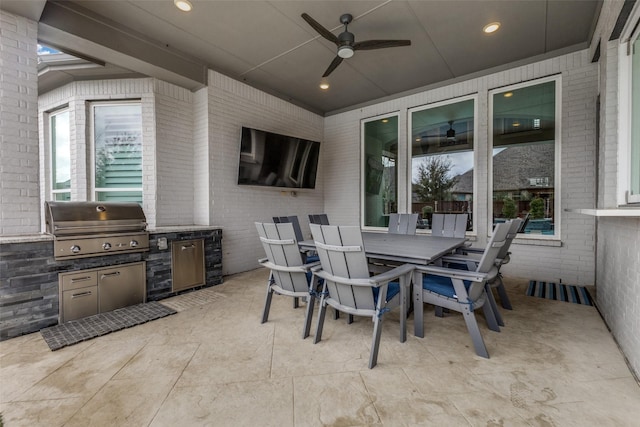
[434, 306, 445, 317]
[347, 314, 354, 324]
[314, 299, 328, 344]
[461, 309, 489, 358]
[293, 297, 299, 309]
[369, 315, 383, 369]
[302, 294, 315, 339]
[261, 286, 274, 324]
[485, 284, 504, 327]
[481, 295, 501, 332]
[495, 274, 513, 310]
[413, 272, 425, 338]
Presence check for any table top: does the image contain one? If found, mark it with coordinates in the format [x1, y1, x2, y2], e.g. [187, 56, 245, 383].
[300, 232, 467, 265]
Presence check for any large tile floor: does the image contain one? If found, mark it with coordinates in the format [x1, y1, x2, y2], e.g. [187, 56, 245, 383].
[1, 268, 640, 426]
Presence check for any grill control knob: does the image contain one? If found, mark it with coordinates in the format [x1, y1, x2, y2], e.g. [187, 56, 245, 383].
[102, 242, 112, 250]
[70, 245, 81, 253]
[129, 240, 139, 247]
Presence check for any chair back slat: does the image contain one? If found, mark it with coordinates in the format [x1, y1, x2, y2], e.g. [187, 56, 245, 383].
[310, 224, 375, 310]
[272, 216, 304, 242]
[475, 221, 511, 274]
[388, 213, 418, 235]
[309, 214, 330, 225]
[256, 222, 307, 293]
[497, 219, 522, 259]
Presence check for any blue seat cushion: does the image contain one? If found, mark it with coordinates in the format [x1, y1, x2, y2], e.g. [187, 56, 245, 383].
[306, 255, 320, 263]
[372, 281, 400, 303]
[422, 274, 471, 298]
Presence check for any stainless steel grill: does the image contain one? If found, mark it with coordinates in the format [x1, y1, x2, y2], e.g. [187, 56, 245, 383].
[45, 201, 149, 260]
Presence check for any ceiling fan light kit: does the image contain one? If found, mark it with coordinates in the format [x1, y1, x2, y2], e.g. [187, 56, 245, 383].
[301, 12, 411, 77]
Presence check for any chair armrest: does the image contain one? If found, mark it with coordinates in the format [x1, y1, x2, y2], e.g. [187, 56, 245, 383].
[369, 263, 414, 285]
[313, 264, 413, 288]
[259, 259, 311, 274]
[440, 254, 480, 265]
[414, 264, 488, 283]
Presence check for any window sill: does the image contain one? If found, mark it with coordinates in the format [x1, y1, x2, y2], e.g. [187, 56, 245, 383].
[565, 208, 640, 217]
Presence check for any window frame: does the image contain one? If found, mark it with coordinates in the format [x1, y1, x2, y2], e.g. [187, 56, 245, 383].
[488, 75, 562, 239]
[89, 100, 143, 203]
[49, 107, 71, 201]
[618, 6, 640, 205]
[361, 112, 400, 231]
[407, 94, 478, 235]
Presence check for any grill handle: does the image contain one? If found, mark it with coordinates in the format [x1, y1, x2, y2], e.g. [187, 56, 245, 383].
[70, 276, 92, 283]
[181, 244, 196, 251]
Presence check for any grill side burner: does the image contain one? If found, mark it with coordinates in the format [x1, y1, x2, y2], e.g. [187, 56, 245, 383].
[45, 201, 149, 260]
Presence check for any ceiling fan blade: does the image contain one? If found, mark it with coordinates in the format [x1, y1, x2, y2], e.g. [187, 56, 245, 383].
[322, 56, 343, 77]
[353, 39, 411, 50]
[301, 13, 339, 45]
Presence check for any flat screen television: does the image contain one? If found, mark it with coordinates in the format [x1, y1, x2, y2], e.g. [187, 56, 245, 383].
[237, 127, 320, 189]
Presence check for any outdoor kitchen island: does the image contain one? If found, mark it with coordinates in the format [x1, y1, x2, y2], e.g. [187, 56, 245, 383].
[0, 226, 222, 341]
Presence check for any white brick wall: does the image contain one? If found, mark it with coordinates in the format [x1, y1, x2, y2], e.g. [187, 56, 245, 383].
[0, 11, 39, 234]
[324, 50, 599, 286]
[207, 71, 324, 275]
[591, 0, 640, 379]
[153, 80, 194, 226]
[193, 87, 210, 225]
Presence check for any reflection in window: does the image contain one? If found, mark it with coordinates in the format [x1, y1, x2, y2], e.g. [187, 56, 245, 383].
[410, 98, 475, 232]
[630, 29, 640, 202]
[491, 79, 558, 235]
[93, 103, 143, 203]
[51, 109, 71, 201]
[363, 116, 398, 228]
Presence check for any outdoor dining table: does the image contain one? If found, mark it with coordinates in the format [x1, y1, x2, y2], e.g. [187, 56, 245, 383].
[299, 231, 467, 264]
[298, 231, 468, 341]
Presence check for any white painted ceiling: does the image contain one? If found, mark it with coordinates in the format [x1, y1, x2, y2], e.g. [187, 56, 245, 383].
[2, 0, 602, 115]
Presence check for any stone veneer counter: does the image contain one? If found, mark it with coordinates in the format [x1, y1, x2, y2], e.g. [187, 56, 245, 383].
[0, 226, 222, 340]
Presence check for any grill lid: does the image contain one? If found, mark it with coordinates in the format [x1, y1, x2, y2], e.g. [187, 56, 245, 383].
[45, 201, 147, 236]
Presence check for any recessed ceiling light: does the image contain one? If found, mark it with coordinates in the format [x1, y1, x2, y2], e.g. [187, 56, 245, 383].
[381, 119, 389, 123]
[415, 138, 421, 142]
[513, 122, 520, 127]
[483, 22, 500, 34]
[319, 82, 329, 90]
[503, 92, 513, 98]
[174, 0, 192, 12]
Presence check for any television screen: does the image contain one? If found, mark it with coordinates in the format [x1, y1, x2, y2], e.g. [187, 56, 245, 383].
[237, 127, 320, 189]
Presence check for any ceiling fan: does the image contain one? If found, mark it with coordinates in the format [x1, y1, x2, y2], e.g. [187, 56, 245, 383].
[301, 13, 411, 77]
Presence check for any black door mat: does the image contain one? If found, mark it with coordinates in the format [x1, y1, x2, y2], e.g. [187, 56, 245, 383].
[40, 301, 177, 351]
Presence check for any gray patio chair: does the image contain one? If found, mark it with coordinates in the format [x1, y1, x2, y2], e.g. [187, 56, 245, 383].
[310, 224, 414, 369]
[308, 214, 330, 225]
[431, 213, 468, 238]
[388, 213, 419, 235]
[412, 221, 511, 358]
[450, 218, 523, 316]
[255, 222, 320, 339]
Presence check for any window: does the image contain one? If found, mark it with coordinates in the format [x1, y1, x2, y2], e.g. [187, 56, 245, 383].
[362, 115, 398, 228]
[490, 78, 560, 236]
[92, 102, 143, 203]
[409, 97, 476, 232]
[626, 18, 640, 203]
[50, 109, 71, 201]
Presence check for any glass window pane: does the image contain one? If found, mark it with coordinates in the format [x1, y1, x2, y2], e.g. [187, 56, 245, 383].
[631, 31, 640, 197]
[54, 192, 71, 201]
[94, 104, 142, 194]
[363, 116, 398, 228]
[411, 99, 474, 231]
[51, 110, 70, 191]
[96, 191, 143, 204]
[492, 80, 556, 235]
